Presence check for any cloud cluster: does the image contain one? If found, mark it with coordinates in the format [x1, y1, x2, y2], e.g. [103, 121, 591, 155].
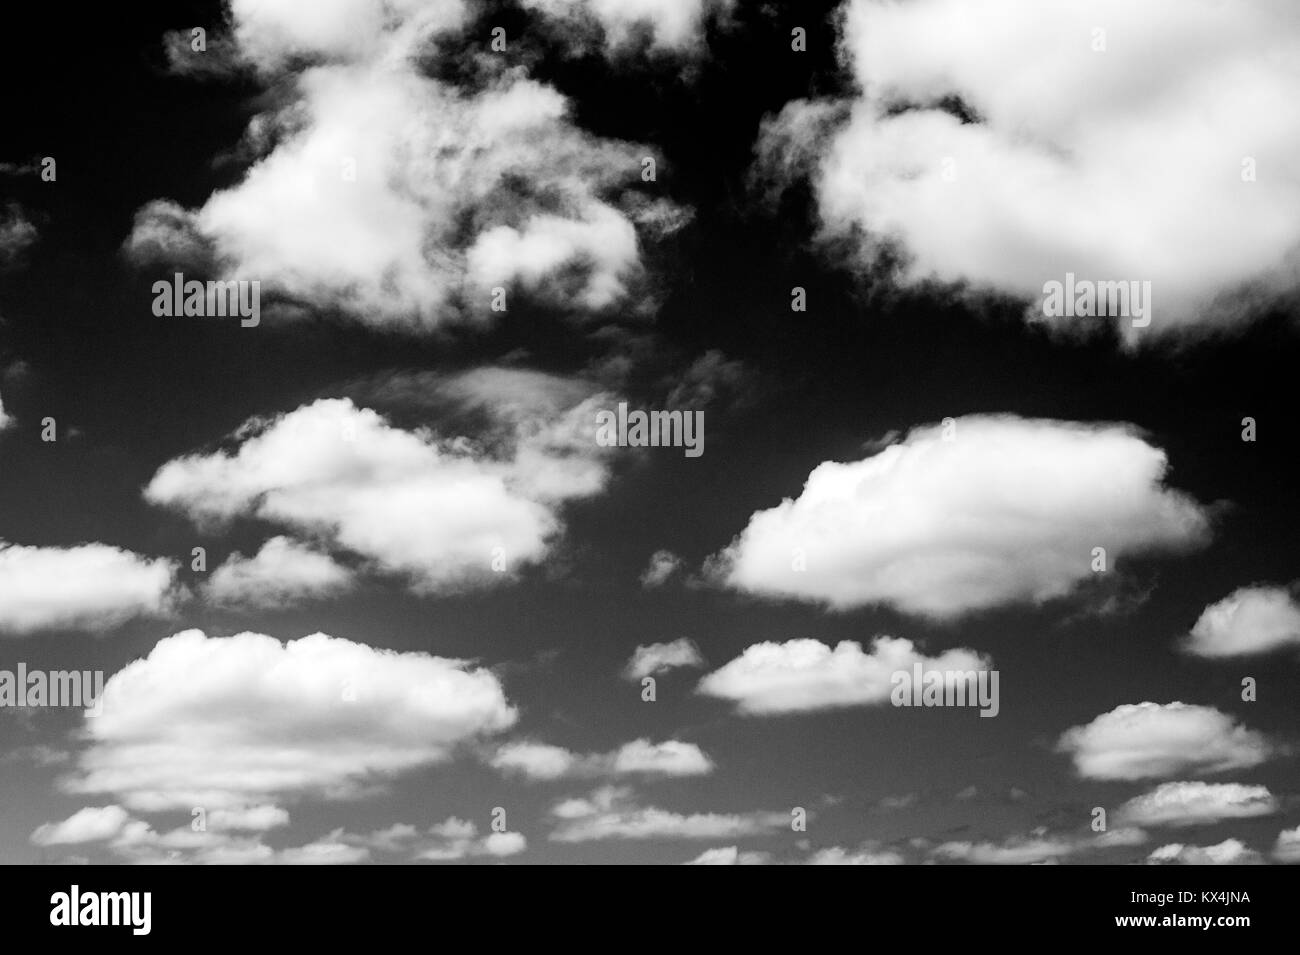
[710, 415, 1210, 618]
[684, 843, 904, 865]
[548, 786, 790, 842]
[756, 0, 1300, 339]
[1147, 839, 1264, 866]
[930, 827, 1148, 865]
[128, 0, 685, 327]
[491, 738, 713, 780]
[353, 817, 526, 862]
[31, 802, 521, 864]
[146, 384, 615, 592]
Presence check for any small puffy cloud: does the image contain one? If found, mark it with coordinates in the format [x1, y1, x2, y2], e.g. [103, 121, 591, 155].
[490, 742, 578, 781]
[208, 805, 290, 832]
[466, 205, 638, 311]
[549, 786, 790, 842]
[1056, 702, 1273, 781]
[697, 636, 989, 715]
[639, 550, 684, 588]
[1273, 826, 1300, 864]
[611, 739, 713, 777]
[0, 541, 179, 637]
[685, 845, 771, 865]
[145, 391, 613, 593]
[709, 415, 1210, 619]
[482, 831, 528, 857]
[31, 806, 133, 846]
[1117, 782, 1279, 828]
[204, 536, 355, 608]
[277, 830, 371, 865]
[490, 738, 713, 781]
[757, 0, 1300, 341]
[408, 818, 527, 861]
[0, 392, 12, 430]
[1147, 839, 1264, 865]
[124, 199, 212, 267]
[623, 638, 703, 679]
[805, 845, 905, 865]
[62, 628, 516, 810]
[0, 202, 38, 267]
[1184, 584, 1300, 658]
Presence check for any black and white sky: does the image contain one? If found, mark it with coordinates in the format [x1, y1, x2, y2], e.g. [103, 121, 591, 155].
[1, 0, 1299, 865]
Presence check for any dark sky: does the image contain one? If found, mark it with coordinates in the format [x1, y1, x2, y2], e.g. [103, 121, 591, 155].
[1, 0, 1297, 865]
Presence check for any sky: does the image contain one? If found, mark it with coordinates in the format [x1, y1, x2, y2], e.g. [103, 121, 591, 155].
[1, 0, 1298, 866]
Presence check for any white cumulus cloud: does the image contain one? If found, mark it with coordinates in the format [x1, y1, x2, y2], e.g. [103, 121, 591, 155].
[709, 415, 1210, 618]
[0, 541, 179, 637]
[1147, 838, 1264, 865]
[756, 0, 1300, 341]
[1273, 826, 1300, 864]
[205, 536, 355, 608]
[623, 638, 703, 679]
[548, 786, 790, 842]
[31, 806, 133, 846]
[1184, 584, 1300, 658]
[61, 628, 516, 810]
[490, 738, 713, 780]
[1056, 702, 1273, 781]
[145, 389, 614, 593]
[1117, 782, 1279, 828]
[697, 636, 989, 715]
[128, 0, 683, 328]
